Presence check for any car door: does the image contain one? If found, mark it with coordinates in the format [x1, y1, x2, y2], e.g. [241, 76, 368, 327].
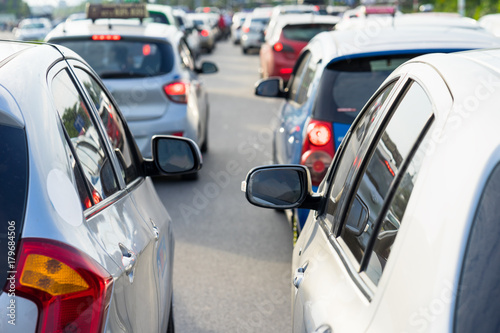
[275, 50, 318, 165]
[49, 62, 161, 332]
[291, 75, 440, 332]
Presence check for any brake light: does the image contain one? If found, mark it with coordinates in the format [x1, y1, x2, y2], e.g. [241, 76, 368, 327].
[142, 44, 151, 56]
[300, 120, 335, 186]
[274, 43, 283, 52]
[164, 82, 189, 104]
[273, 42, 294, 53]
[242, 26, 250, 33]
[307, 122, 331, 146]
[279, 68, 293, 75]
[6, 239, 113, 333]
[91, 35, 121, 41]
[200, 29, 209, 37]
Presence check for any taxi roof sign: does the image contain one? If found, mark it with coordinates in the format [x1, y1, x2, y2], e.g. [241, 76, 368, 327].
[86, 3, 148, 21]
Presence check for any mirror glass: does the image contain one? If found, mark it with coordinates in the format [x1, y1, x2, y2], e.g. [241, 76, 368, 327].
[248, 169, 303, 207]
[201, 61, 218, 74]
[255, 79, 280, 97]
[157, 138, 195, 173]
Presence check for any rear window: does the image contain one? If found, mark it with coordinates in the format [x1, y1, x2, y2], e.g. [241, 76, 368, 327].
[282, 23, 335, 42]
[0, 124, 28, 290]
[55, 39, 174, 78]
[312, 54, 420, 124]
[148, 11, 171, 25]
[251, 17, 269, 26]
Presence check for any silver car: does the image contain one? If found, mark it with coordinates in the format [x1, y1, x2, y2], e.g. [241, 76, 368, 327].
[245, 48, 500, 332]
[45, 18, 217, 164]
[0, 39, 202, 332]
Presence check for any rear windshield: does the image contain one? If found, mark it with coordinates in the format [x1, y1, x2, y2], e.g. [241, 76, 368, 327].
[55, 39, 175, 78]
[0, 124, 28, 290]
[313, 54, 419, 123]
[282, 23, 335, 42]
[251, 17, 269, 26]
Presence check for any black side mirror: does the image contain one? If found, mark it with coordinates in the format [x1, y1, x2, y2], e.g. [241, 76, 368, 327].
[254, 78, 286, 98]
[242, 165, 321, 210]
[196, 61, 218, 74]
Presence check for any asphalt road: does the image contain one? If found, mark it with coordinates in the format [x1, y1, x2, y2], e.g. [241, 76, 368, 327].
[153, 39, 293, 332]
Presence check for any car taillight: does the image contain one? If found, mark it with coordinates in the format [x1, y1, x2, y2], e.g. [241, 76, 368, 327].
[6, 238, 113, 333]
[301, 120, 335, 186]
[273, 42, 294, 53]
[91, 35, 121, 41]
[279, 68, 293, 75]
[164, 82, 189, 104]
[200, 29, 209, 37]
[242, 26, 250, 33]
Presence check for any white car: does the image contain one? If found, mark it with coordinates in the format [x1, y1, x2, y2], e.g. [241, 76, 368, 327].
[245, 47, 500, 332]
[14, 17, 52, 41]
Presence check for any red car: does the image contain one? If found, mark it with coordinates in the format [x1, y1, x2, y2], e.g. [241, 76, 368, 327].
[259, 14, 339, 82]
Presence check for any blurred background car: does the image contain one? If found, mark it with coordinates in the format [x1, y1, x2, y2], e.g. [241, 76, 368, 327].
[0, 38, 202, 333]
[46, 11, 218, 170]
[173, 8, 202, 59]
[188, 12, 217, 53]
[259, 13, 339, 82]
[255, 16, 500, 232]
[147, 4, 180, 29]
[13, 17, 52, 41]
[231, 11, 248, 44]
[245, 46, 500, 333]
[478, 13, 500, 36]
[240, 8, 272, 54]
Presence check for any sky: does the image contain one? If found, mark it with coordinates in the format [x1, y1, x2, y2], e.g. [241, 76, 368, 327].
[25, 0, 84, 8]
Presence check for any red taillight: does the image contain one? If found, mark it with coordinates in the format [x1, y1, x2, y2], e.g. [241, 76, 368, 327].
[242, 26, 250, 33]
[200, 29, 209, 37]
[279, 68, 293, 75]
[300, 120, 335, 186]
[6, 239, 113, 333]
[91, 35, 121, 41]
[273, 42, 294, 53]
[307, 122, 331, 146]
[142, 44, 151, 56]
[274, 43, 284, 52]
[164, 82, 189, 104]
[172, 132, 184, 137]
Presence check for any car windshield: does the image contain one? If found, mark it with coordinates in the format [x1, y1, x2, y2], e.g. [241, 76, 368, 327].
[251, 17, 269, 26]
[22, 23, 46, 29]
[313, 54, 419, 123]
[282, 23, 335, 42]
[55, 39, 175, 78]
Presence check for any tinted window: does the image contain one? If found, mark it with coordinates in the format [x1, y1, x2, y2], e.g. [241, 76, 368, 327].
[0, 124, 28, 289]
[313, 55, 420, 124]
[324, 82, 396, 230]
[52, 69, 119, 202]
[296, 53, 318, 105]
[73, 68, 141, 185]
[282, 24, 335, 42]
[149, 12, 171, 25]
[340, 82, 433, 280]
[288, 52, 312, 102]
[55, 39, 174, 78]
[455, 163, 500, 333]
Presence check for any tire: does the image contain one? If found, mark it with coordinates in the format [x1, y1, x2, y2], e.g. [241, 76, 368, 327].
[242, 47, 248, 54]
[200, 112, 209, 153]
[167, 297, 174, 333]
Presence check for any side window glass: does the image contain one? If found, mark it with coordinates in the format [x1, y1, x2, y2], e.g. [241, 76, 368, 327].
[324, 81, 396, 229]
[296, 56, 317, 105]
[179, 40, 194, 71]
[288, 52, 311, 102]
[52, 69, 119, 203]
[340, 82, 433, 282]
[73, 68, 141, 185]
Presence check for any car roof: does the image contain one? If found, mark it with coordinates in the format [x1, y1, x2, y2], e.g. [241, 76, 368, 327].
[147, 3, 174, 13]
[45, 19, 181, 41]
[273, 13, 341, 28]
[308, 24, 500, 65]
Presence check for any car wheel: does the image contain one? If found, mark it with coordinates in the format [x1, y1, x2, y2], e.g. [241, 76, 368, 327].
[200, 126, 208, 153]
[167, 297, 174, 333]
[242, 47, 248, 54]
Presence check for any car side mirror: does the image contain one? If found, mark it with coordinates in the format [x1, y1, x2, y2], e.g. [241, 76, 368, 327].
[144, 135, 202, 176]
[254, 78, 286, 98]
[242, 165, 322, 210]
[196, 61, 218, 74]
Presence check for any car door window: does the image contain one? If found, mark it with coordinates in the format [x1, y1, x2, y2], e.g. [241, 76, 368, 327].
[52, 69, 119, 203]
[179, 39, 195, 71]
[73, 67, 141, 185]
[324, 81, 396, 231]
[340, 82, 433, 283]
[288, 52, 311, 102]
[296, 53, 318, 105]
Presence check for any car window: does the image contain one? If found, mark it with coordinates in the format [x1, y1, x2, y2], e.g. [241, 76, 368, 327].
[179, 39, 195, 71]
[296, 53, 318, 105]
[54, 39, 174, 78]
[324, 81, 396, 231]
[52, 69, 119, 203]
[288, 51, 312, 102]
[282, 23, 335, 42]
[454, 163, 500, 333]
[340, 82, 433, 283]
[73, 67, 141, 185]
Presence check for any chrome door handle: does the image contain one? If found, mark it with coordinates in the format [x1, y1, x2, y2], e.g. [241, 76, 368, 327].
[293, 261, 308, 289]
[150, 219, 159, 241]
[119, 243, 136, 275]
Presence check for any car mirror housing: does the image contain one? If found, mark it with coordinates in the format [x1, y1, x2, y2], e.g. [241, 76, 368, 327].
[197, 61, 218, 74]
[254, 78, 286, 98]
[242, 165, 322, 210]
[144, 135, 202, 176]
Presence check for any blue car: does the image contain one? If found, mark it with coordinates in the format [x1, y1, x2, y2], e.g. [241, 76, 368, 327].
[255, 14, 500, 235]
